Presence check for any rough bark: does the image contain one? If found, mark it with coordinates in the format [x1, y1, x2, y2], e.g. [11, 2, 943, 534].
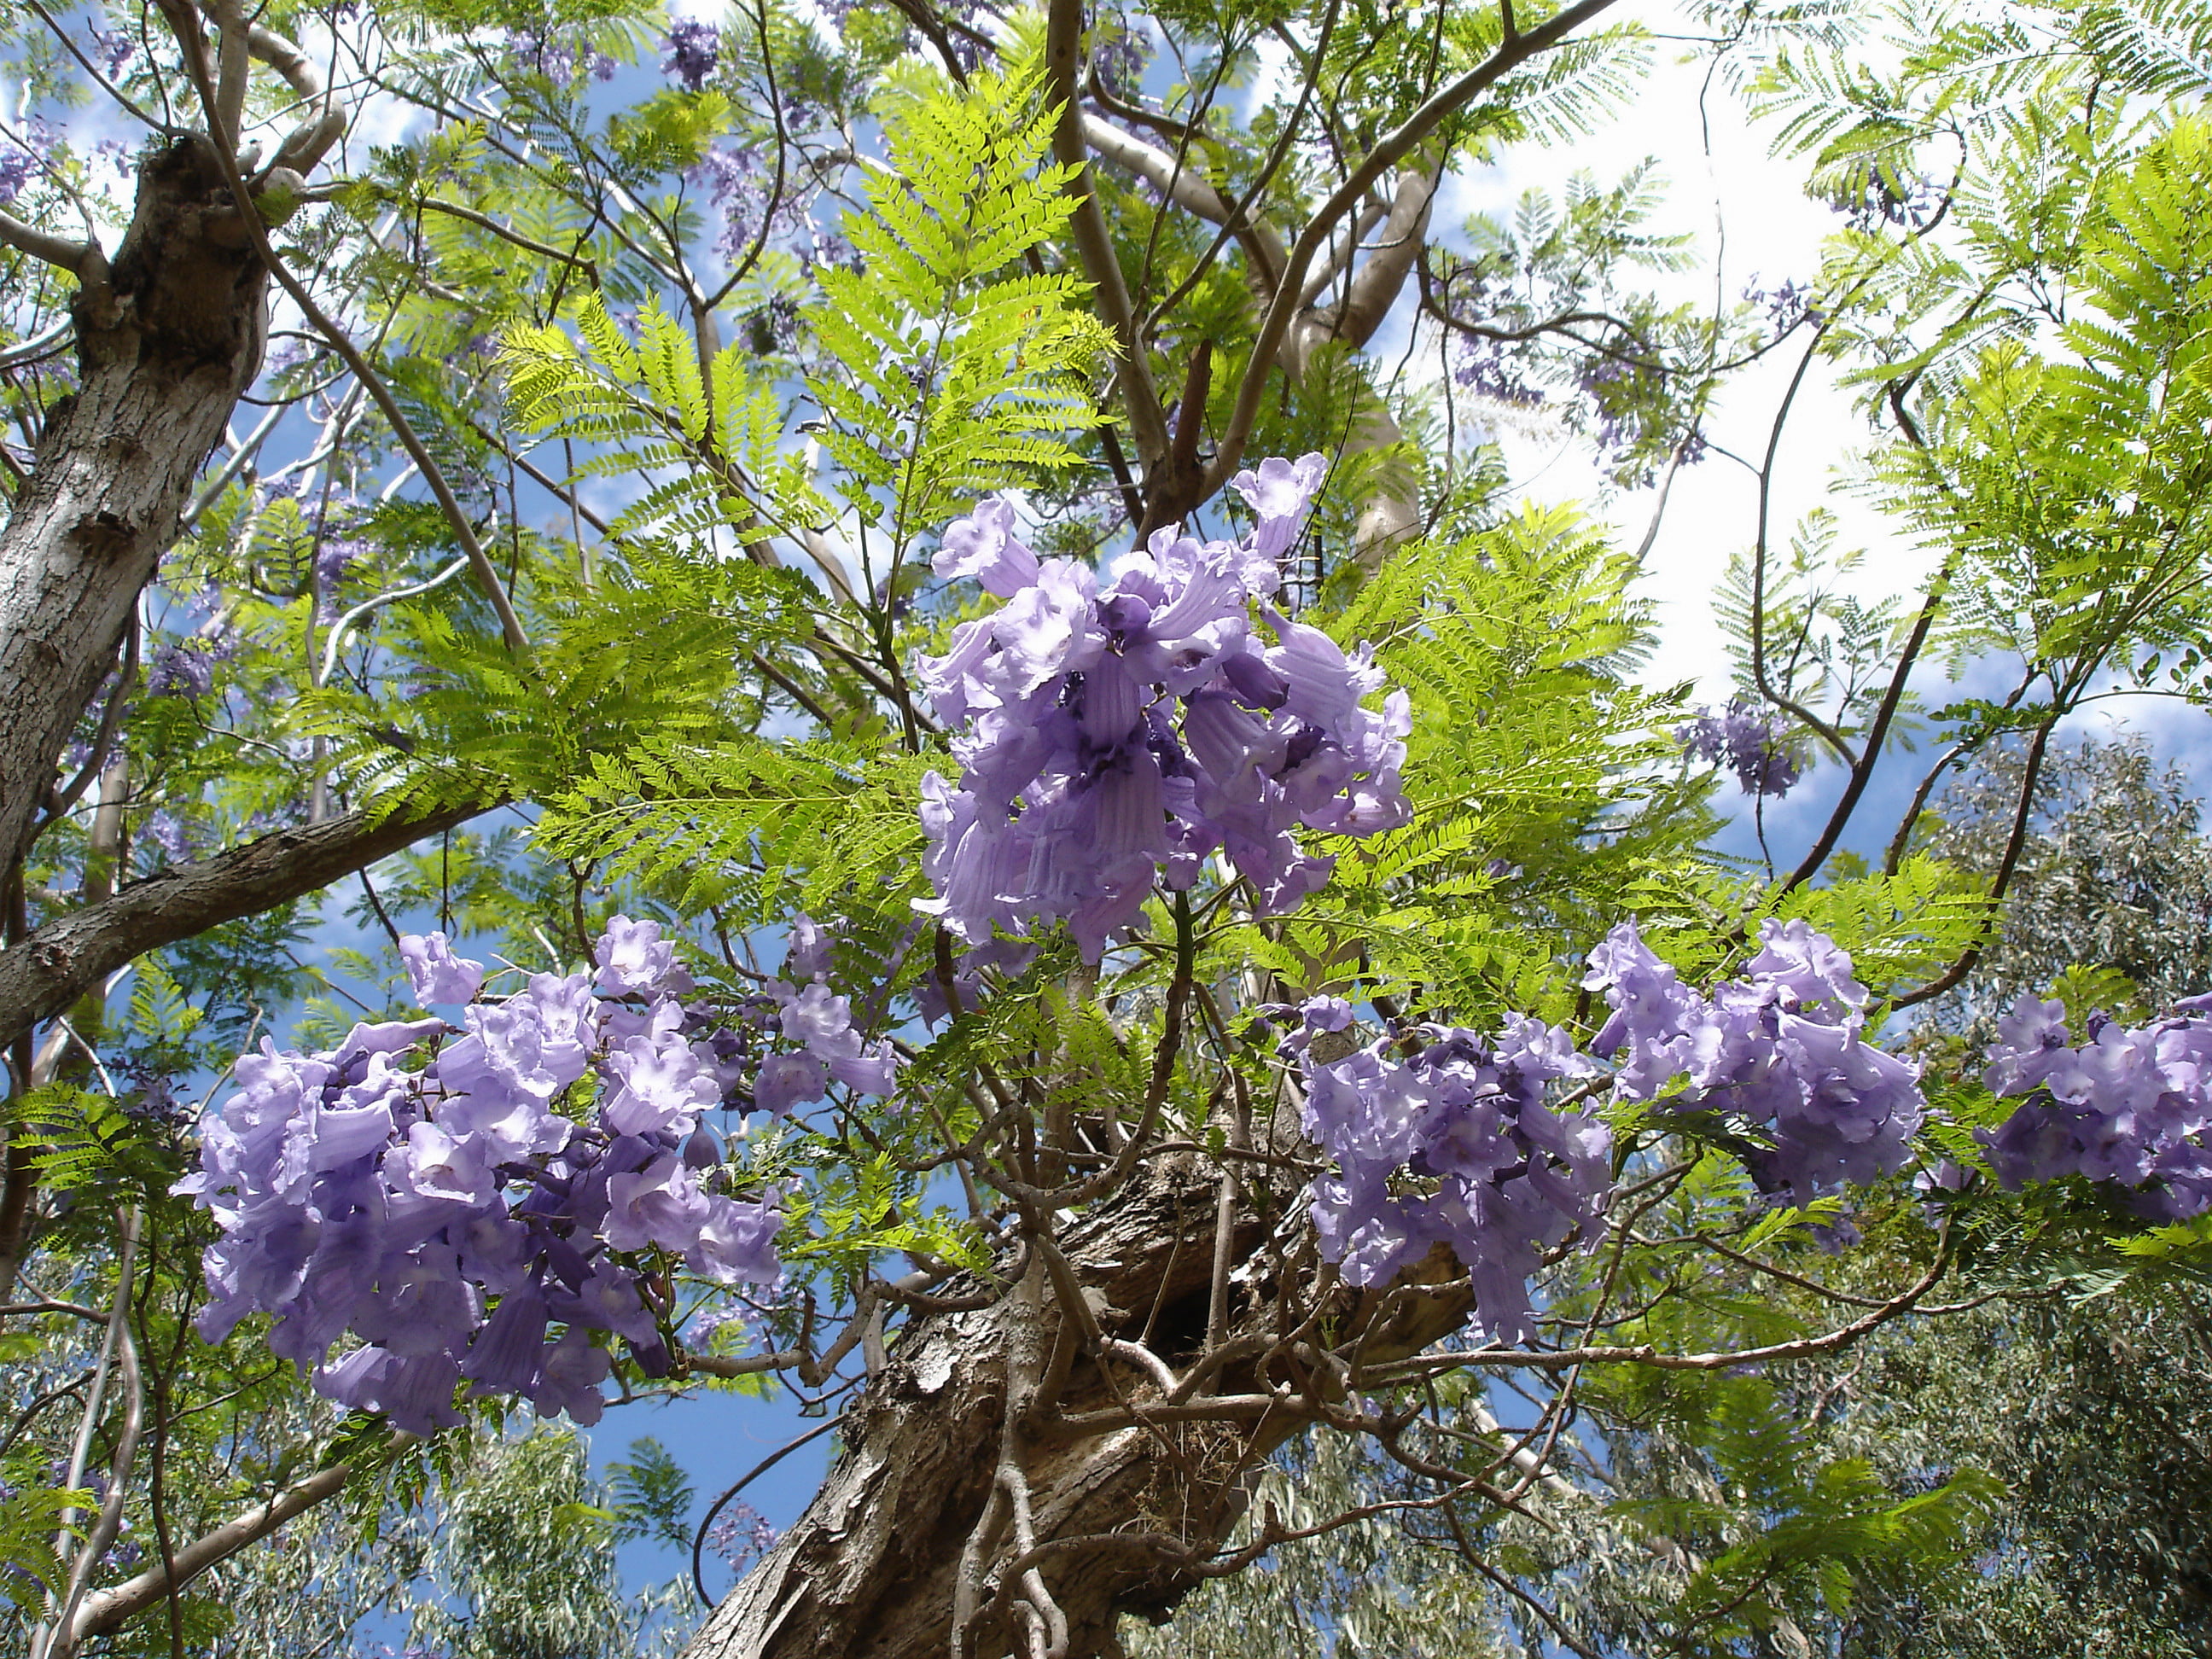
[0, 135, 269, 868]
[686, 1153, 1475, 1659]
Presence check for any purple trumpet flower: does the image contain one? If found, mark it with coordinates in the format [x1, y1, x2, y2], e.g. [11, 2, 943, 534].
[916, 457, 1412, 963]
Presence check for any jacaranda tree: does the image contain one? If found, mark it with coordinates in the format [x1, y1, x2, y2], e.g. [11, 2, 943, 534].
[5, 0, 2212, 1656]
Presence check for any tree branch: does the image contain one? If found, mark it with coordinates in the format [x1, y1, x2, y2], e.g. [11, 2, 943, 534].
[67, 1452, 380, 1643]
[1305, 170, 1435, 354]
[243, 20, 347, 174]
[1208, 0, 1621, 495]
[0, 207, 92, 273]
[1045, 0, 1170, 471]
[0, 800, 488, 1051]
[1889, 713, 2058, 1009]
[414, 197, 600, 287]
[1078, 115, 1288, 291]
[155, 2, 528, 654]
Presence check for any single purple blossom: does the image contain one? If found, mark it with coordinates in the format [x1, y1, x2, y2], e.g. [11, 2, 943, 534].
[401, 932, 485, 1006]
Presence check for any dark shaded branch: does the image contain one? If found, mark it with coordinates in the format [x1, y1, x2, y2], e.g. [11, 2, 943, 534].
[1774, 550, 1956, 895]
[415, 197, 601, 287]
[1889, 714, 2058, 1009]
[0, 800, 488, 1051]
[1045, 0, 1171, 469]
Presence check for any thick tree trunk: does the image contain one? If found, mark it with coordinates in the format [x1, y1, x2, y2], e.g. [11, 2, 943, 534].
[0, 136, 267, 866]
[686, 1154, 1474, 1659]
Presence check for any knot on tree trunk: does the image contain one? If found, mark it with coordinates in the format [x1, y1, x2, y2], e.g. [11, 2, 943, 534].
[88, 134, 269, 381]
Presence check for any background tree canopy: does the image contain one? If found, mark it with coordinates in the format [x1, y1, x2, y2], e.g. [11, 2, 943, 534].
[3, 0, 2212, 1655]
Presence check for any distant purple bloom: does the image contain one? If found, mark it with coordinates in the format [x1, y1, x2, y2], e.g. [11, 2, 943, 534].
[707, 1499, 779, 1575]
[316, 534, 369, 595]
[0, 119, 53, 207]
[509, 30, 614, 84]
[90, 27, 136, 77]
[147, 640, 218, 698]
[1678, 698, 1799, 797]
[1844, 172, 1944, 231]
[690, 145, 811, 265]
[1452, 334, 1545, 408]
[1743, 276, 1819, 333]
[1092, 15, 1153, 97]
[662, 19, 719, 91]
[142, 812, 195, 864]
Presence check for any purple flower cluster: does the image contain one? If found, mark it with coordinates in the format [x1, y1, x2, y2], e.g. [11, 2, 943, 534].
[1977, 994, 2212, 1220]
[706, 1499, 778, 1575]
[1743, 276, 1819, 335]
[1677, 698, 1799, 798]
[1294, 922, 1925, 1334]
[689, 146, 834, 269]
[177, 919, 842, 1436]
[148, 632, 238, 699]
[1842, 172, 1945, 231]
[917, 457, 1412, 963]
[1297, 1004, 1612, 1344]
[1584, 919, 1924, 1204]
[90, 26, 136, 78]
[661, 19, 719, 90]
[0, 131, 42, 206]
[752, 913, 900, 1110]
[1452, 333, 1545, 409]
[507, 30, 615, 85]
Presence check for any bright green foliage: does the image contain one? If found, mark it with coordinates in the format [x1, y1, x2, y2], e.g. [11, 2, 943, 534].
[808, 61, 1115, 545]
[313, 568, 765, 813]
[1231, 504, 1709, 1022]
[1876, 119, 2212, 697]
[538, 736, 933, 920]
[501, 292, 823, 556]
[2079, 0, 2212, 98]
[1615, 1411, 2002, 1651]
[498, 59, 1113, 596]
[6, 1086, 149, 1198]
[604, 1437, 696, 1553]
[1713, 509, 1918, 755]
[0, 1487, 94, 1621]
